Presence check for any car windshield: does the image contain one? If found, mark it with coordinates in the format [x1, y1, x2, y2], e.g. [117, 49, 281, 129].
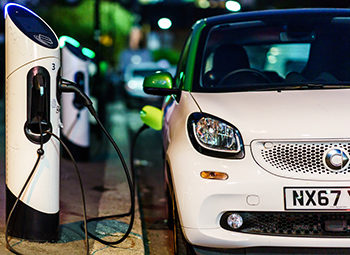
[199, 16, 350, 92]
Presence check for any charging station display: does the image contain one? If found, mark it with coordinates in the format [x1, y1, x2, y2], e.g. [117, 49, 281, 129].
[5, 3, 60, 241]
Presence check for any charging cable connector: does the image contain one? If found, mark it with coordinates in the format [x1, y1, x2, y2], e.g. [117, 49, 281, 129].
[60, 78, 93, 108]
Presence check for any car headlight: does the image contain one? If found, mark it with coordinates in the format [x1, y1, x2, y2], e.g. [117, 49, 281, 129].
[187, 113, 244, 159]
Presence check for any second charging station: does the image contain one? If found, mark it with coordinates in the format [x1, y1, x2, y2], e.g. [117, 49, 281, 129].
[60, 36, 94, 161]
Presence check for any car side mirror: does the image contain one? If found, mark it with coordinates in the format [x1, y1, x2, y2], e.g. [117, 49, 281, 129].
[140, 105, 163, 131]
[143, 72, 180, 96]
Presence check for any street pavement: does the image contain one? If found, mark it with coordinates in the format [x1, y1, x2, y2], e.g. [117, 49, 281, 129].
[129, 109, 173, 255]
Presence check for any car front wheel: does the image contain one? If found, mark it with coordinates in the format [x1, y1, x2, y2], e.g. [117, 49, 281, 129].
[171, 190, 195, 255]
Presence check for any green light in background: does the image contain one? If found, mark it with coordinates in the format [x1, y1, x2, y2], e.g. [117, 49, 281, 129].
[59, 35, 80, 48]
[82, 47, 96, 59]
[197, 0, 210, 8]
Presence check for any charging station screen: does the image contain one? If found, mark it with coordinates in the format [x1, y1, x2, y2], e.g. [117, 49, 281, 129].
[15, 16, 48, 34]
[7, 4, 58, 49]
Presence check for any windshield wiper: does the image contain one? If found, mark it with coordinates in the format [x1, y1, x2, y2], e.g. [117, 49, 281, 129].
[200, 81, 350, 93]
[252, 82, 350, 91]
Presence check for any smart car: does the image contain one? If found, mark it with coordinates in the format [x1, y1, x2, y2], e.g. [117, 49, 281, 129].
[143, 9, 350, 254]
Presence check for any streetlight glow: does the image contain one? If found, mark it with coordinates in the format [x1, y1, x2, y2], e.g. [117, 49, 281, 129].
[158, 18, 172, 30]
[225, 1, 241, 12]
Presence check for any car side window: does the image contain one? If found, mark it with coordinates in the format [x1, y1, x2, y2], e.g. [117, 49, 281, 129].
[175, 34, 192, 89]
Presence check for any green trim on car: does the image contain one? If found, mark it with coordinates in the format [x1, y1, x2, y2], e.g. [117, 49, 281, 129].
[183, 20, 207, 92]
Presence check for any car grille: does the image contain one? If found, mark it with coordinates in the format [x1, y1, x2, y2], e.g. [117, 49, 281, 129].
[251, 140, 350, 180]
[220, 212, 350, 237]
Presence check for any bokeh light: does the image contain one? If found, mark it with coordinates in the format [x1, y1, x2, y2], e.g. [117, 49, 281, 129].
[225, 1, 241, 12]
[158, 18, 172, 30]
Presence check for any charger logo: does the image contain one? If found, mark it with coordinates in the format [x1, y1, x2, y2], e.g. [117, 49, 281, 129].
[34, 34, 53, 46]
[323, 148, 349, 171]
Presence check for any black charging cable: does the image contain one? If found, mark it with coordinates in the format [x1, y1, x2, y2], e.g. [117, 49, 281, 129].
[60, 78, 135, 246]
[5, 117, 90, 255]
[6, 77, 138, 254]
[130, 124, 149, 181]
[65, 112, 81, 137]
[5, 120, 45, 255]
[45, 131, 89, 255]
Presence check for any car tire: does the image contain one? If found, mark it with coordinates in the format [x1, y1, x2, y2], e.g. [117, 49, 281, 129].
[171, 192, 195, 255]
[166, 185, 174, 229]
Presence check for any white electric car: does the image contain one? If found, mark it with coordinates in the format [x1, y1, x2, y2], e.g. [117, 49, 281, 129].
[144, 9, 350, 255]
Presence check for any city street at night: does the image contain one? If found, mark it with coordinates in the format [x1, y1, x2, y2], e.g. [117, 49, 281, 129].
[3, 1, 350, 254]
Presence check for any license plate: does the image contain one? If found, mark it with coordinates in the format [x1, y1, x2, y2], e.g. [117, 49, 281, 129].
[284, 187, 350, 210]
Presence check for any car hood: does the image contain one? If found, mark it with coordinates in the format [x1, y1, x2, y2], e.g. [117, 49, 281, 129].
[190, 89, 350, 144]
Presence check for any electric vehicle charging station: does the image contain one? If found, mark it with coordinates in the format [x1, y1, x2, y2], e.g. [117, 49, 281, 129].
[4, 3, 136, 253]
[60, 36, 94, 161]
[5, 3, 61, 241]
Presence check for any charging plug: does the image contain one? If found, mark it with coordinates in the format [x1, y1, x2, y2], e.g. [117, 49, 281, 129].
[59, 78, 93, 109]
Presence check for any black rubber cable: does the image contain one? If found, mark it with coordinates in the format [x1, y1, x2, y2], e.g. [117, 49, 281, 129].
[5, 120, 45, 255]
[5, 153, 42, 255]
[83, 105, 135, 245]
[5, 121, 90, 255]
[130, 124, 149, 182]
[65, 112, 81, 137]
[60, 78, 136, 245]
[46, 131, 89, 255]
[5, 75, 137, 253]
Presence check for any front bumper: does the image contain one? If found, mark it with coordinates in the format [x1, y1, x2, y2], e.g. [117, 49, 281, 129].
[193, 246, 350, 255]
[167, 143, 350, 248]
[187, 227, 350, 249]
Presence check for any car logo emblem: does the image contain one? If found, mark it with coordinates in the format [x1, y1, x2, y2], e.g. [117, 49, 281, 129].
[323, 148, 349, 171]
